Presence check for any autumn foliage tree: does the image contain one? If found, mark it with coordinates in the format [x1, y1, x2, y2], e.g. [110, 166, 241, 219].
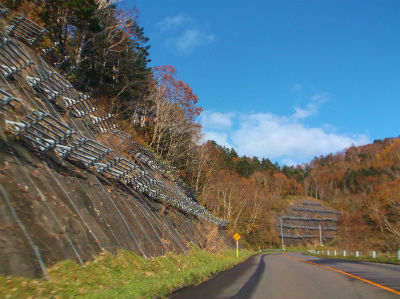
[146, 66, 203, 171]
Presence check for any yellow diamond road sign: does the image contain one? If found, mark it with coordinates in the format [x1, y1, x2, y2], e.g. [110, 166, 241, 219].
[233, 233, 241, 241]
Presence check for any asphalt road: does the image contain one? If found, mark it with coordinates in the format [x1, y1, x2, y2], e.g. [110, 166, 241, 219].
[169, 252, 400, 299]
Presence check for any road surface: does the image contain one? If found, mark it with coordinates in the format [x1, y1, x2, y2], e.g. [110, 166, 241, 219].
[170, 252, 400, 299]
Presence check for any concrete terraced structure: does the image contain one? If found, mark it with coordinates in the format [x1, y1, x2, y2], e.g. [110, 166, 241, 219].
[0, 11, 231, 278]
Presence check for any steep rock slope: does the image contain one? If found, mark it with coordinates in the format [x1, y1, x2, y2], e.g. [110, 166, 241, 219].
[0, 13, 231, 278]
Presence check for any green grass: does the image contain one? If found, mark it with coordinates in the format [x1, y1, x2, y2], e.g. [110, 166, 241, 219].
[0, 247, 258, 298]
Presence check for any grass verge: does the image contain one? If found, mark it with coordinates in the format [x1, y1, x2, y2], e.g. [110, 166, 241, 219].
[0, 247, 257, 298]
[306, 252, 400, 265]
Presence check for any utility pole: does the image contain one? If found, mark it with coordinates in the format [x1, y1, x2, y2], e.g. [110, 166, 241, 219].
[280, 219, 284, 251]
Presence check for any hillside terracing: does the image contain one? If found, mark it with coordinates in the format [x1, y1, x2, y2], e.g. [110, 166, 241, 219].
[277, 200, 341, 247]
[0, 11, 231, 279]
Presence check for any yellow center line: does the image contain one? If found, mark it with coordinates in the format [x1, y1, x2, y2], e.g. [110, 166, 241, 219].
[283, 253, 400, 296]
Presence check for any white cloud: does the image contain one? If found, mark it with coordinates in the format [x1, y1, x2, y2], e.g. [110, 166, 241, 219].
[156, 13, 192, 33]
[292, 83, 303, 92]
[157, 14, 215, 53]
[203, 131, 233, 149]
[281, 158, 300, 167]
[200, 98, 370, 165]
[173, 29, 215, 53]
[292, 105, 316, 120]
[292, 93, 329, 121]
[201, 110, 234, 130]
[231, 113, 370, 160]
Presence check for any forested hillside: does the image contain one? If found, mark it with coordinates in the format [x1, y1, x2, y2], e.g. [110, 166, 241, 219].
[3, 1, 399, 252]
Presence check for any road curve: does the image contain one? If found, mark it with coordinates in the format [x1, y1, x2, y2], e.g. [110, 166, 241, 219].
[169, 252, 400, 299]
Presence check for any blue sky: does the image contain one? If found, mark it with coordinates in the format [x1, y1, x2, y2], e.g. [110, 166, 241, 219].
[125, 0, 399, 166]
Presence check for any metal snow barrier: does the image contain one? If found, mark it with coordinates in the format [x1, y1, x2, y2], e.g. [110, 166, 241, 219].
[0, 88, 21, 113]
[0, 33, 33, 77]
[62, 93, 97, 117]
[27, 69, 73, 102]
[130, 145, 198, 197]
[159, 190, 230, 227]
[174, 176, 199, 197]
[0, 4, 10, 18]
[124, 169, 168, 198]
[279, 224, 337, 231]
[95, 155, 137, 179]
[90, 113, 116, 133]
[41, 42, 85, 88]
[41, 42, 69, 69]
[122, 166, 229, 228]
[111, 129, 132, 141]
[278, 234, 334, 239]
[5, 14, 47, 47]
[128, 141, 173, 175]
[292, 207, 335, 214]
[6, 108, 74, 151]
[56, 135, 112, 166]
[302, 202, 322, 206]
[281, 216, 337, 222]
[292, 207, 341, 215]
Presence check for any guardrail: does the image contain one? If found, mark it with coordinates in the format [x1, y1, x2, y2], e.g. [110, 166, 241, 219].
[309, 249, 400, 260]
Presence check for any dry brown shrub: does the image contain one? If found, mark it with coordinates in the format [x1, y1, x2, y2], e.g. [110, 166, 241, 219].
[13, 2, 44, 26]
[161, 237, 171, 249]
[194, 222, 228, 253]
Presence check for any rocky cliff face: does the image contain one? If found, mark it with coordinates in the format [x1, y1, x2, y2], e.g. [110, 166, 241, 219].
[0, 14, 231, 278]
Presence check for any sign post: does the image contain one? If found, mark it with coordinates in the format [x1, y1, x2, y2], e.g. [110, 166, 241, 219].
[233, 233, 241, 257]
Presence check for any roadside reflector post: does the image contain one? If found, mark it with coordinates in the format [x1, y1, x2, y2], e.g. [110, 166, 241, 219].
[319, 224, 323, 246]
[397, 251, 400, 260]
[372, 251, 376, 258]
[280, 219, 284, 251]
[233, 233, 241, 257]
